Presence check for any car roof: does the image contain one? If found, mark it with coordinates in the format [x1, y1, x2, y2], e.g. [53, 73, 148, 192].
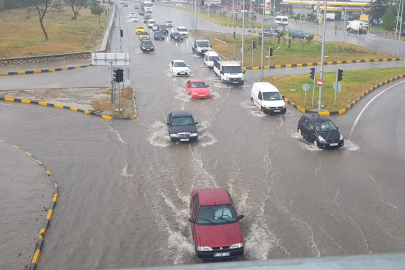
[172, 60, 186, 63]
[303, 114, 331, 122]
[204, 51, 219, 56]
[136, 26, 144, 28]
[189, 79, 205, 83]
[253, 82, 279, 93]
[139, 32, 149, 34]
[177, 26, 186, 28]
[171, 110, 192, 117]
[194, 188, 231, 206]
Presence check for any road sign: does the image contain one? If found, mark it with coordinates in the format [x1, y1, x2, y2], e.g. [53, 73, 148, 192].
[333, 81, 342, 91]
[302, 83, 310, 92]
[317, 79, 322, 87]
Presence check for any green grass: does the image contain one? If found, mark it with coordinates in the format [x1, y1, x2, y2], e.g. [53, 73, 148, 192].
[263, 67, 405, 111]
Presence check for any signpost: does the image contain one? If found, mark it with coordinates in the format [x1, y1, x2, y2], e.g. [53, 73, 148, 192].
[302, 83, 310, 106]
[317, 79, 322, 87]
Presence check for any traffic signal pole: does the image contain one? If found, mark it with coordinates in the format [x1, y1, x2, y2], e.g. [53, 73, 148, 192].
[335, 70, 338, 106]
[318, 0, 328, 111]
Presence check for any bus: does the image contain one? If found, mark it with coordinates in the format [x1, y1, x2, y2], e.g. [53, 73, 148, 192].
[141, 1, 153, 13]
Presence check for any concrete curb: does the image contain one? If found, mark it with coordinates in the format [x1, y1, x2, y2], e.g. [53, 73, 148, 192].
[282, 74, 405, 116]
[382, 36, 404, 41]
[221, 24, 262, 29]
[0, 97, 138, 120]
[247, 29, 321, 38]
[0, 64, 92, 76]
[0, 139, 58, 270]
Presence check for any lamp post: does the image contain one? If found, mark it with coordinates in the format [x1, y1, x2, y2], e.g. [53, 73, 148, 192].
[242, 0, 245, 65]
[260, 0, 265, 81]
[318, 0, 328, 111]
[118, 4, 128, 53]
[397, 0, 404, 57]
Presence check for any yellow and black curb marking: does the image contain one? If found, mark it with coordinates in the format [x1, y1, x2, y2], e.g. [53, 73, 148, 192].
[247, 30, 321, 38]
[0, 97, 138, 120]
[0, 64, 92, 76]
[244, 57, 402, 70]
[131, 88, 138, 119]
[0, 139, 58, 270]
[382, 36, 404, 41]
[283, 74, 405, 116]
[221, 25, 262, 29]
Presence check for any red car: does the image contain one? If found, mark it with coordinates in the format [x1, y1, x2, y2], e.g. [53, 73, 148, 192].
[134, 5, 140, 9]
[189, 188, 245, 260]
[185, 79, 210, 99]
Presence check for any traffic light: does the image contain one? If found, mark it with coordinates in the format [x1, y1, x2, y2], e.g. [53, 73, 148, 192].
[270, 48, 273, 56]
[113, 68, 124, 82]
[253, 41, 257, 49]
[337, 69, 343, 81]
[201, 0, 204, 6]
[120, 30, 123, 38]
[310, 67, 315, 80]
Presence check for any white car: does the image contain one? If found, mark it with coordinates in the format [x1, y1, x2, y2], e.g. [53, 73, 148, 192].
[169, 60, 190, 76]
[132, 16, 140, 22]
[152, 24, 159, 31]
[175, 3, 183, 7]
[165, 20, 174, 27]
[129, 12, 136, 18]
[177, 26, 188, 37]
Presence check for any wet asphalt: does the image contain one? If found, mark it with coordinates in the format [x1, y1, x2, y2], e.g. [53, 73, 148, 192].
[1, 4, 405, 270]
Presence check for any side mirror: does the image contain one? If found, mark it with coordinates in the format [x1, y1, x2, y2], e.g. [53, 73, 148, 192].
[189, 218, 195, 223]
[220, 71, 223, 75]
[238, 215, 245, 220]
[194, 122, 198, 125]
[282, 95, 285, 99]
[167, 122, 170, 125]
[336, 127, 339, 130]
[210, 45, 212, 48]
[188, 65, 190, 67]
[206, 85, 209, 87]
[243, 70, 246, 74]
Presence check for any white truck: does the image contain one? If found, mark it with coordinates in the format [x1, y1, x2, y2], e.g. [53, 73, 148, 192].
[192, 39, 211, 56]
[325, 13, 335, 21]
[347, 20, 369, 35]
[213, 60, 245, 86]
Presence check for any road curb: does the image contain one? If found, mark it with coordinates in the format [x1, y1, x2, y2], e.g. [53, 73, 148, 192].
[0, 139, 58, 270]
[221, 24, 262, 29]
[282, 74, 405, 116]
[247, 30, 321, 38]
[0, 97, 138, 120]
[382, 36, 404, 41]
[0, 64, 92, 76]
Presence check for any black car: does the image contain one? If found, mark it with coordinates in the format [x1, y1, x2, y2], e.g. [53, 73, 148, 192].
[297, 114, 344, 148]
[170, 32, 183, 41]
[138, 10, 144, 15]
[167, 111, 198, 142]
[143, 15, 152, 23]
[263, 28, 278, 37]
[140, 40, 154, 52]
[157, 25, 169, 35]
[154, 31, 165, 40]
[289, 30, 311, 39]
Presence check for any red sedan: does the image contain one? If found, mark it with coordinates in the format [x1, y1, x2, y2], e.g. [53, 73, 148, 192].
[185, 79, 210, 99]
[189, 188, 245, 260]
[134, 5, 140, 9]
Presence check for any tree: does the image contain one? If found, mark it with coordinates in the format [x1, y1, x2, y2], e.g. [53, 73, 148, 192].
[28, 0, 63, 40]
[68, 0, 86, 20]
[369, 0, 391, 24]
[383, 7, 396, 30]
[90, 1, 104, 25]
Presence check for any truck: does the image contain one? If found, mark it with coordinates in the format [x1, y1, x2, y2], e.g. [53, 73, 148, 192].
[191, 39, 211, 56]
[141, 1, 153, 13]
[326, 13, 335, 21]
[213, 60, 245, 86]
[347, 20, 369, 35]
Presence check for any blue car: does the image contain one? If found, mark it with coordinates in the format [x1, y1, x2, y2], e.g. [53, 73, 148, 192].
[154, 31, 165, 40]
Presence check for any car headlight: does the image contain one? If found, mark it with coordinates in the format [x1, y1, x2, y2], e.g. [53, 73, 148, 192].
[340, 134, 344, 140]
[141, 47, 145, 49]
[318, 135, 326, 142]
[151, 47, 154, 49]
[191, 133, 198, 137]
[170, 134, 178, 137]
[197, 246, 213, 251]
[230, 243, 243, 249]
[283, 106, 286, 109]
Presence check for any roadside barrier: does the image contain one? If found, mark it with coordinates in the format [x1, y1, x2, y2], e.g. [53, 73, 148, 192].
[382, 36, 404, 41]
[0, 64, 92, 76]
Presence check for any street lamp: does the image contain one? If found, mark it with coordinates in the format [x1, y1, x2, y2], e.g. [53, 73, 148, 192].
[397, 0, 404, 57]
[318, 0, 328, 111]
[118, 4, 128, 53]
[260, 0, 265, 81]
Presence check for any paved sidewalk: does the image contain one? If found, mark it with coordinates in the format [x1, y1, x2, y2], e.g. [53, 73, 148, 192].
[0, 141, 54, 270]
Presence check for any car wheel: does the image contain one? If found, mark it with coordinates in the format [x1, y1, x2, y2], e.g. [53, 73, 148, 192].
[303, 37, 307, 40]
[250, 96, 253, 102]
[261, 106, 264, 112]
[313, 139, 319, 148]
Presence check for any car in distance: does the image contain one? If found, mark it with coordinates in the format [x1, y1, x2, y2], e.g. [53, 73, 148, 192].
[165, 20, 174, 27]
[135, 26, 145, 34]
[297, 114, 344, 148]
[185, 79, 210, 99]
[147, 19, 156, 28]
[138, 31, 150, 40]
[157, 25, 169, 35]
[177, 26, 188, 37]
[263, 28, 278, 37]
[154, 31, 165, 40]
[169, 60, 190, 76]
[140, 40, 154, 52]
[167, 111, 198, 142]
[203, 51, 220, 68]
[129, 12, 136, 18]
[289, 30, 311, 39]
[189, 188, 244, 260]
[132, 16, 140, 22]
[143, 15, 152, 23]
[134, 4, 140, 9]
[138, 10, 145, 15]
[175, 3, 183, 6]
[152, 23, 159, 31]
[170, 32, 183, 41]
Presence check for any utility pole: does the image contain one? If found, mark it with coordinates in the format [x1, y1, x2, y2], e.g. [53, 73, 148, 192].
[195, 0, 198, 30]
[242, 0, 245, 66]
[233, 0, 236, 60]
[300, 0, 302, 30]
[343, 0, 347, 41]
[260, 0, 265, 81]
[318, 0, 328, 111]
[395, 0, 401, 39]
[397, 0, 404, 57]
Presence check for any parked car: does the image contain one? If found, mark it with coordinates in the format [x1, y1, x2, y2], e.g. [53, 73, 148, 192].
[175, 3, 183, 6]
[154, 31, 165, 40]
[138, 10, 145, 15]
[157, 25, 169, 35]
[263, 28, 278, 37]
[189, 188, 244, 260]
[297, 114, 344, 148]
[169, 60, 190, 76]
[289, 30, 311, 39]
[185, 79, 210, 99]
[170, 32, 184, 41]
[177, 26, 188, 37]
[167, 111, 198, 142]
[138, 31, 150, 40]
[135, 26, 145, 34]
[131, 16, 139, 22]
[165, 20, 174, 27]
[140, 40, 154, 52]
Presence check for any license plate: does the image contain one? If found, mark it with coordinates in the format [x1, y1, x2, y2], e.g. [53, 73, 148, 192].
[180, 138, 189, 142]
[330, 143, 338, 146]
[199, 95, 205, 97]
[214, 252, 230, 257]
[274, 110, 281, 112]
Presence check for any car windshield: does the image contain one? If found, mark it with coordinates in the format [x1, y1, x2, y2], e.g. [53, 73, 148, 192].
[263, 92, 282, 101]
[173, 33, 181, 36]
[197, 204, 237, 225]
[178, 28, 187, 31]
[191, 82, 206, 88]
[140, 32, 148, 35]
[174, 62, 187, 67]
[171, 117, 194, 126]
[222, 66, 242, 73]
[314, 120, 337, 131]
[197, 41, 209, 47]
[155, 31, 163, 35]
[143, 41, 152, 45]
[208, 56, 220, 61]
[137, 27, 143, 29]
[166, 21, 172, 23]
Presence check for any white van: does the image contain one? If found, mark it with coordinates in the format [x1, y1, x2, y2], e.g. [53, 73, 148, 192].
[251, 82, 286, 114]
[203, 51, 220, 68]
[275, 16, 289, 25]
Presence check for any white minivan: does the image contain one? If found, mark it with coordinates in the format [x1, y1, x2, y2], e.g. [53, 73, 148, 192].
[203, 51, 220, 68]
[275, 16, 289, 25]
[251, 82, 286, 114]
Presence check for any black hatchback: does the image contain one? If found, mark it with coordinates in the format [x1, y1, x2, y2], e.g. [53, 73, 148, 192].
[170, 32, 183, 42]
[167, 111, 198, 142]
[297, 114, 344, 148]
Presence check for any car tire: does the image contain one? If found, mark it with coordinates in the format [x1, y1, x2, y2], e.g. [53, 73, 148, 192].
[250, 96, 253, 102]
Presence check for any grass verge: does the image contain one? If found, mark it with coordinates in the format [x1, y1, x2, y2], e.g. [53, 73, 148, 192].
[263, 67, 405, 111]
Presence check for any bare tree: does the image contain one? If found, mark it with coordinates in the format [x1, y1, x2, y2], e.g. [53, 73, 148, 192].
[28, 0, 62, 40]
[68, 0, 86, 20]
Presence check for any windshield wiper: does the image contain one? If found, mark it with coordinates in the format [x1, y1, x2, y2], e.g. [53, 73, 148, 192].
[216, 216, 232, 223]
[199, 218, 215, 224]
